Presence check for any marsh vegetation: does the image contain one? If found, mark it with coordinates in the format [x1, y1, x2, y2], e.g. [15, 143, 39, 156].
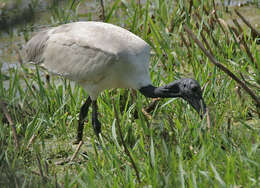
[0, 0, 259, 187]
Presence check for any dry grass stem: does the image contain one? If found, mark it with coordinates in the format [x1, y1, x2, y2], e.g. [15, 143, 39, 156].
[235, 9, 260, 39]
[100, 0, 105, 21]
[145, 98, 160, 114]
[26, 134, 37, 149]
[0, 100, 19, 149]
[231, 21, 257, 69]
[206, 108, 211, 132]
[141, 108, 152, 119]
[180, 32, 191, 59]
[194, 11, 220, 48]
[70, 140, 83, 162]
[195, 22, 214, 55]
[36, 153, 46, 183]
[183, 25, 260, 108]
[112, 99, 141, 184]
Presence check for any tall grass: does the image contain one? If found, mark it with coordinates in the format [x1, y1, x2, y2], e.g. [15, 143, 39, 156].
[0, 0, 259, 187]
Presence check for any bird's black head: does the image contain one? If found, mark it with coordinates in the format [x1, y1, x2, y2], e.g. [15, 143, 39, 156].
[165, 78, 206, 117]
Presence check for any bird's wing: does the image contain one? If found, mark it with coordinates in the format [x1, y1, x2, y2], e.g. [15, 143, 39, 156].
[25, 27, 118, 83]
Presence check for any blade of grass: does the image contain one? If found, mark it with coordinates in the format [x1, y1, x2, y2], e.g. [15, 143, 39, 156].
[105, 0, 121, 22]
[112, 99, 141, 184]
[183, 25, 260, 108]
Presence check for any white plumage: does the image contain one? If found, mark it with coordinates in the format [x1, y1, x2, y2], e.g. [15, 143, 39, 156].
[25, 21, 206, 142]
[26, 21, 151, 100]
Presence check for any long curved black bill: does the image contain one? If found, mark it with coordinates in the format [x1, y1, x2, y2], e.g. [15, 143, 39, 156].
[188, 97, 207, 118]
[198, 98, 207, 119]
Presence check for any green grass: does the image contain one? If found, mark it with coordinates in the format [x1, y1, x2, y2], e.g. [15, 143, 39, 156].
[0, 0, 260, 187]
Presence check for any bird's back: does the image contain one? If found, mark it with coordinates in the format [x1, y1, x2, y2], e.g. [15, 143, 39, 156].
[25, 21, 151, 99]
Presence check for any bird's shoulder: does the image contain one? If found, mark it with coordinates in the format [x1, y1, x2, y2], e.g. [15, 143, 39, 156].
[48, 21, 150, 57]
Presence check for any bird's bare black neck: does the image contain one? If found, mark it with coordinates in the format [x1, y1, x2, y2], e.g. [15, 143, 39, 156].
[139, 85, 172, 98]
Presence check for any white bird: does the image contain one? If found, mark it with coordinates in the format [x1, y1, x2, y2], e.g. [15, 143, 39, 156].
[25, 21, 206, 143]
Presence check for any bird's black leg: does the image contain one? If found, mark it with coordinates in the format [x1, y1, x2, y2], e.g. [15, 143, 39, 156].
[92, 100, 101, 138]
[74, 96, 92, 144]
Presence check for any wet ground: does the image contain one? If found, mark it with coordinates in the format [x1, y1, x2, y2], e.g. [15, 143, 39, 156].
[0, 0, 98, 71]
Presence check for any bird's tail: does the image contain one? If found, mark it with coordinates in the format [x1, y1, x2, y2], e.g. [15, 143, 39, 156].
[24, 29, 50, 64]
